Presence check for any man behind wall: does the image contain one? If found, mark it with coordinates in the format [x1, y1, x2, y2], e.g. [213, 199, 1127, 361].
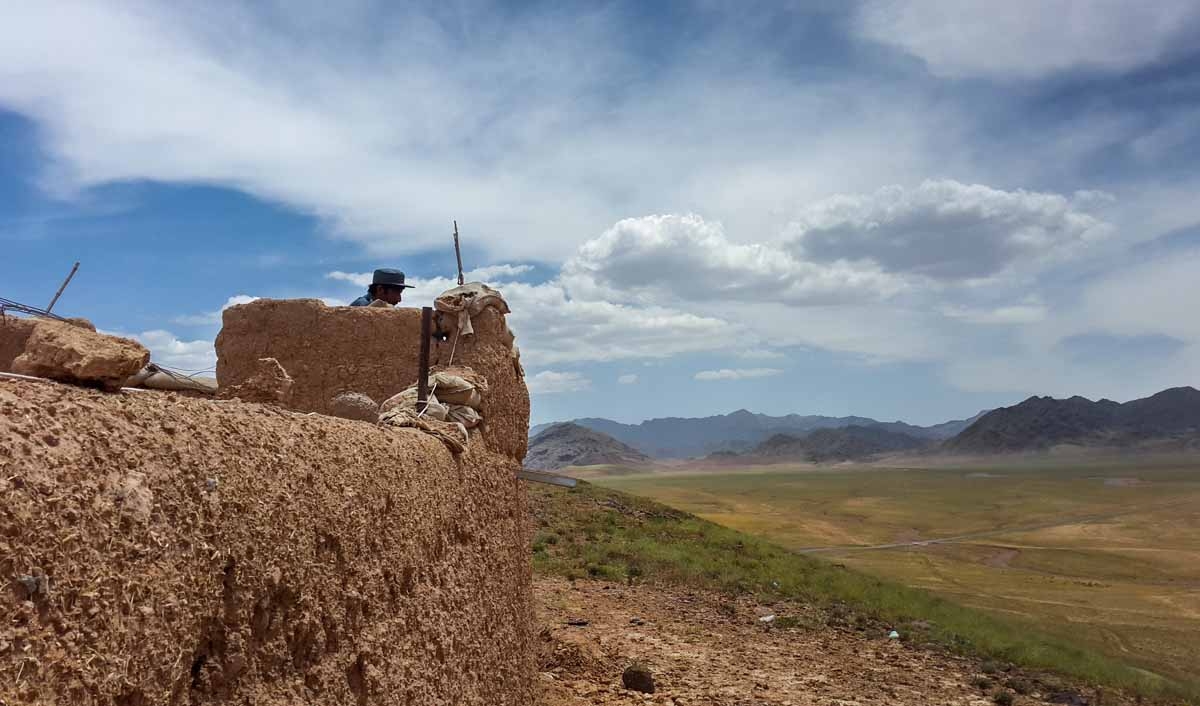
[350, 268, 414, 307]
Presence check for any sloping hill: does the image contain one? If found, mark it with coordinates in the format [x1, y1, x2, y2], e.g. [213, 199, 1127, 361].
[946, 386, 1200, 453]
[532, 409, 986, 458]
[527, 482, 1192, 702]
[754, 425, 931, 461]
[524, 422, 651, 470]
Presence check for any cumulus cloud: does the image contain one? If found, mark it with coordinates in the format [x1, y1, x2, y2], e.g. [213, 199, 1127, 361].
[694, 368, 783, 381]
[526, 370, 591, 395]
[783, 181, 1112, 281]
[564, 214, 908, 305]
[0, 1, 991, 262]
[326, 264, 531, 289]
[171, 294, 259, 325]
[617, 374, 638, 385]
[856, 0, 1200, 78]
[940, 300, 1047, 325]
[131, 330, 216, 371]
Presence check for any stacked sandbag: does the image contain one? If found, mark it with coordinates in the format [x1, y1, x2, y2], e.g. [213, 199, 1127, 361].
[377, 366, 487, 433]
[380, 387, 449, 421]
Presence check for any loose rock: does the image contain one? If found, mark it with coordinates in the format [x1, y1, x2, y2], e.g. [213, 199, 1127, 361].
[328, 391, 379, 422]
[11, 319, 148, 390]
[622, 664, 655, 694]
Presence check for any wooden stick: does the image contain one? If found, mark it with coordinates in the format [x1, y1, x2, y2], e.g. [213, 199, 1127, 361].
[453, 220, 465, 286]
[416, 306, 432, 412]
[46, 261, 80, 313]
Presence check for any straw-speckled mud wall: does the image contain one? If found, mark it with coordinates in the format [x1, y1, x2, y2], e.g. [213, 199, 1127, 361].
[215, 299, 529, 461]
[0, 316, 37, 371]
[0, 379, 534, 705]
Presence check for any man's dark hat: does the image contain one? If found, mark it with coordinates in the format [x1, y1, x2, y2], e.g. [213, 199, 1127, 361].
[372, 268, 414, 288]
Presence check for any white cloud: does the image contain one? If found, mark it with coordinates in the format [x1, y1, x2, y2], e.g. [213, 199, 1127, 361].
[467, 264, 534, 281]
[0, 1, 988, 263]
[503, 279, 736, 366]
[694, 368, 783, 381]
[945, 245, 1200, 399]
[326, 271, 372, 287]
[326, 264, 532, 290]
[564, 214, 908, 306]
[856, 1, 1200, 78]
[171, 295, 259, 326]
[940, 300, 1047, 325]
[131, 330, 216, 372]
[617, 373, 638, 385]
[735, 349, 787, 360]
[526, 370, 591, 395]
[783, 181, 1113, 281]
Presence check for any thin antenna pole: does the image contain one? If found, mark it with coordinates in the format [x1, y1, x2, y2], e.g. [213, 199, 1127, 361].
[46, 261, 80, 313]
[453, 220, 465, 286]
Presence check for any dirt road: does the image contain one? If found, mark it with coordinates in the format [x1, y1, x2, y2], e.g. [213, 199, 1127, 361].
[536, 577, 1108, 706]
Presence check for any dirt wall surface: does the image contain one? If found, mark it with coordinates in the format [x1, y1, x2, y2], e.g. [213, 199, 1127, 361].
[0, 379, 535, 705]
[0, 315, 37, 371]
[215, 298, 529, 461]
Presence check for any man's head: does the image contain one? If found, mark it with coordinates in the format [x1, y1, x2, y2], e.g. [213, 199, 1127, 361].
[367, 268, 414, 305]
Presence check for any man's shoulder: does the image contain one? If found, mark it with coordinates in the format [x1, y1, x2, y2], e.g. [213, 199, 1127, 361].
[349, 295, 372, 307]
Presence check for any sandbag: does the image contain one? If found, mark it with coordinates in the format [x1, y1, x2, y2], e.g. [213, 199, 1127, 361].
[446, 404, 482, 429]
[435, 282, 510, 337]
[379, 406, 467, 454]
[379, 388, 447, 421]
[430, 371, 484, 409]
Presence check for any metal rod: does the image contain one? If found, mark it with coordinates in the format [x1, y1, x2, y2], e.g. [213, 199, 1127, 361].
[453, 220, 464, 286]
[416, 306, 432, 412]
[0, 296, 66, 321]
[46, 261, 80, 313]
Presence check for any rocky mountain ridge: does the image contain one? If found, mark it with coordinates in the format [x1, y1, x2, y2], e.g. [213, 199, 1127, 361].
[524, 422, 652, 470]
[531, 409, 986, 459]
[750, 425, 932, 462]
[946, 386, 1200, 453]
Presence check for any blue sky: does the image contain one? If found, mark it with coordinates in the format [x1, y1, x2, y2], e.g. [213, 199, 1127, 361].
[2, 0, 1199, 426]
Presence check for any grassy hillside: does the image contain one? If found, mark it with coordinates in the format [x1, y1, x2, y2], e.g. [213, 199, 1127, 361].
[594, 461, 1200, 688]
[528, 481, 1199, 703]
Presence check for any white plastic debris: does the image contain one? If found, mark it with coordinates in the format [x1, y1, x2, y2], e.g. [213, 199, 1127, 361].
[758, 615, 776, 623]
[888, 630, 900, 639]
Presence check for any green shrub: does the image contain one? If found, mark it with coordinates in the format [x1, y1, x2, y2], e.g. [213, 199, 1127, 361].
[992, 689, 1014, 706]
[971, 676, 993, 691]
[1006, 677, 1033, 695]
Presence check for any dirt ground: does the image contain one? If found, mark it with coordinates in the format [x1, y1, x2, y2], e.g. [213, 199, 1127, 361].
[535, 576, 1115, 706]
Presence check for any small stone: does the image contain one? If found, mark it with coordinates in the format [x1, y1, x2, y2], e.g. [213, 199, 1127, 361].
[328, 391, 379, 422]
[622, 664, 655, 694]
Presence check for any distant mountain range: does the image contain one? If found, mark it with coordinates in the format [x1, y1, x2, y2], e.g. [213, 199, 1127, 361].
[946, 386, 1200, 454]
[529, 386, 1200, 462]
[530, 409, 987, 459]
[524, 422, 652, 470]
[751, 425, 932, 462]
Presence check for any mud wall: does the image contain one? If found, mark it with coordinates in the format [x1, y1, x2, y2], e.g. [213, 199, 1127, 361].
[0, 379, 534, 705]
[0, 315, 37, 371]
[215, 299, 529, 461]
